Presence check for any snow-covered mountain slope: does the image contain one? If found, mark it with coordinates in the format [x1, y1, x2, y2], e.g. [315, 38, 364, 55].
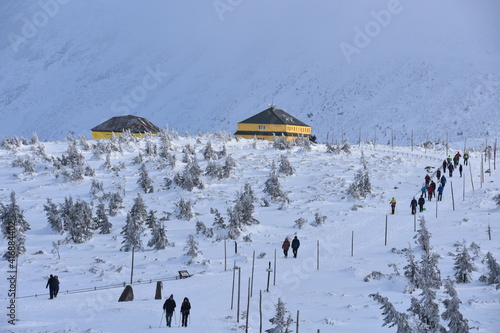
[0, 133, 499, 332]
[0, 1, 499, 142]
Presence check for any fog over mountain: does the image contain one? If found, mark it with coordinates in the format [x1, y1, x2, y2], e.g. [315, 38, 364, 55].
[0, 0, 499, 142]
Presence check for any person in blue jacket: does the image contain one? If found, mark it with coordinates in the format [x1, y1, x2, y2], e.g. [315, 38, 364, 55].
[437, 184, 444, 201]
[440, 175, 447, 187]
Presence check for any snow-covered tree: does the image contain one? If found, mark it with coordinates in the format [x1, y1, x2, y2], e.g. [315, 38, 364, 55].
[370, 293, 412, 333]
[66, 199, 95, 243]
[129, 193, 148, 231]
[294, 217, 307, 229]
[1, 191, 30, 259]
[441, 278, 470, 333]
[205, 160, 224, 180]
[202, 140, 218, 161]
[479, 252, 500, 287]
[12, 157, 35, 174]
[43, 198, 63, 233]
[414, 216, 432, 253]
[184, 233, 202, 265]
[121, 212, 143, 252]
[174, 158, 204, 191]
[108, 192, 124, 217]
[226, 206, 241, 240]
[403, 246, 421, 293]
[196, 221, 214, 238]
[90, 179, 104, 199]
[347, 169, 372, 199]
[148, 220, 169, 250]
[181, 144, 195, 163]
[313, 212, 327, 226]
[453, 245, 475, 283]
[273, 135, 293, 151]
[211, 208, 226, 231]
[175, 198, 195, 221]
[95, 200, 112, 234]
[278, 155, 295, 176]
[408, 285, 445, 333]
[137, 163, 154, 193]
[266, 298, 293, 333]
[263, 167, 289, 203]
[145, 209, 158, 229]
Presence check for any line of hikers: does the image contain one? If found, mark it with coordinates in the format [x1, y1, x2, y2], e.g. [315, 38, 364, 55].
[391, 151, 470, 215]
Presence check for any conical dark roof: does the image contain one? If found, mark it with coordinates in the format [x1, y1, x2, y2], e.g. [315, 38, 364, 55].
[238, 106, 309, 127]
[91, 115, 160, 133]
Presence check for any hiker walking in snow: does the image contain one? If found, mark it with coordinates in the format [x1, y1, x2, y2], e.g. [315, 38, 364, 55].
[459, 164, 463, 177]
[424, 174, 431, 186]
[437, 184, 444, 201]
[463, 152, 469, 165]
[447, 155, 452, 165]
[436, 169, 441, 182]
[442, 160, 447, 173]
[46, 274, 59, 299]
[429, 180, 436, 198]
[440, 175, 447, 187]
[390, 197, 397, 214]
[291, 236, 300, 258]
[454, 151, 461, 167]
[53, 276, 60, 298]
[427, 183, 434, 201]
[418, 196, 426, 212]
[410, 197, 418, 215]
[163, 294, 176, 327]
[448, 163, 454, 177]
[181, 297, 191, 327]
[282, 237, 291, 258]
[421, 184, 427, 197]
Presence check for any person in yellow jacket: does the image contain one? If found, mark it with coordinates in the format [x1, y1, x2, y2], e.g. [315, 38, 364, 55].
[390, 197, 397, 214]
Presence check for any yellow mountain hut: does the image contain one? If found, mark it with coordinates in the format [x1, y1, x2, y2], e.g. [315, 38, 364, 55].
[91, 115, 161, 139]
[234, 106, 311, 141]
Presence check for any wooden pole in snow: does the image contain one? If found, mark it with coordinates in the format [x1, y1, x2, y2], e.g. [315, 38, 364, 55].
[231, 262, 236, 310]
[273, 249, 276, 286]
[450, 181, 455, 211]
[296, 310, 300, 333]
[259, 290, 262, 333]
[245, 277, 250, 333]
[237, 267, 241, 323]
[224, 237, 227, 271]
[251, 251, 255, 297]
[130, 247, 135, 285]
[351, 231, 354, 257]
[385, 215, 388, 246]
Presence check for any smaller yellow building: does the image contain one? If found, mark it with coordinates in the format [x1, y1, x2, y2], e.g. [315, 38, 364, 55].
[234, 106, 311, 141]
[91, 115, 160, 139]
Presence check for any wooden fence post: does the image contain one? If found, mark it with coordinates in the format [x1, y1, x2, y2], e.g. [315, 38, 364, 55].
[450, 181, 455, 211]
[385, 215, 388, 246]
[351, 231, 354, 257]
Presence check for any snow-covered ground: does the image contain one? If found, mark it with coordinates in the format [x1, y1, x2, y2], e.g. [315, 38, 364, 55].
[0, 133, 498, 332]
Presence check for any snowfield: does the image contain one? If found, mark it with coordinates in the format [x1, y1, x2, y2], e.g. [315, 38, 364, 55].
[0, 133, 498, 332]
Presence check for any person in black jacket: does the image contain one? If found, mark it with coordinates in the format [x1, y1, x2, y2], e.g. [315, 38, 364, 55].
[163, 294, 176, 327]
[291, 236, 300, 258]
[410, 197, 418, 215]
[418, 196, 426, 212]
[181, 297, 191, 327]
[46, 274, 59, 299]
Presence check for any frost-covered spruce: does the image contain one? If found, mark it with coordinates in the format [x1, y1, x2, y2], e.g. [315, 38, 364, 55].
[369, 293, 412, 333]
[90, 179, 104, 199]
[174, 158, 204, 191]
[66, 199, 95, 244]
[175, 198, 194, 221]
[233, 183, 259, 227]
[12, 157, 35, 174]
[273, 135, 293, 151]
[205, 160, 224, 180]
[453, 245, 475, 283]
[479, 252, 500, 286]
[43, 198, 63, 234]
[148, 220, 169, 250]
[403, 246, 421, 293]
[202, 140, 218, 161]
[347, 169, 372, 199]
[145, 209, 158, 229]
[263, 168, 289, 203]
[226, 206, 241, 240]
[137, 163, 154, 193]
[278, 154, 295, 176]
[107, 192, 124, 217]
[408, 284, 445, 333]
[129, 193, 148, 230]
[314, 212, 327, 226]
[1, 191, 30, 258]
[442, 278, 470, 333]
[121, 212, 143, 252]
[414, 216, 432, 253]
[95, 200, 112, 235]
[266, 298, 293, 333]
[184, 233, 202, 265]
[195, 221, 214, 238]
